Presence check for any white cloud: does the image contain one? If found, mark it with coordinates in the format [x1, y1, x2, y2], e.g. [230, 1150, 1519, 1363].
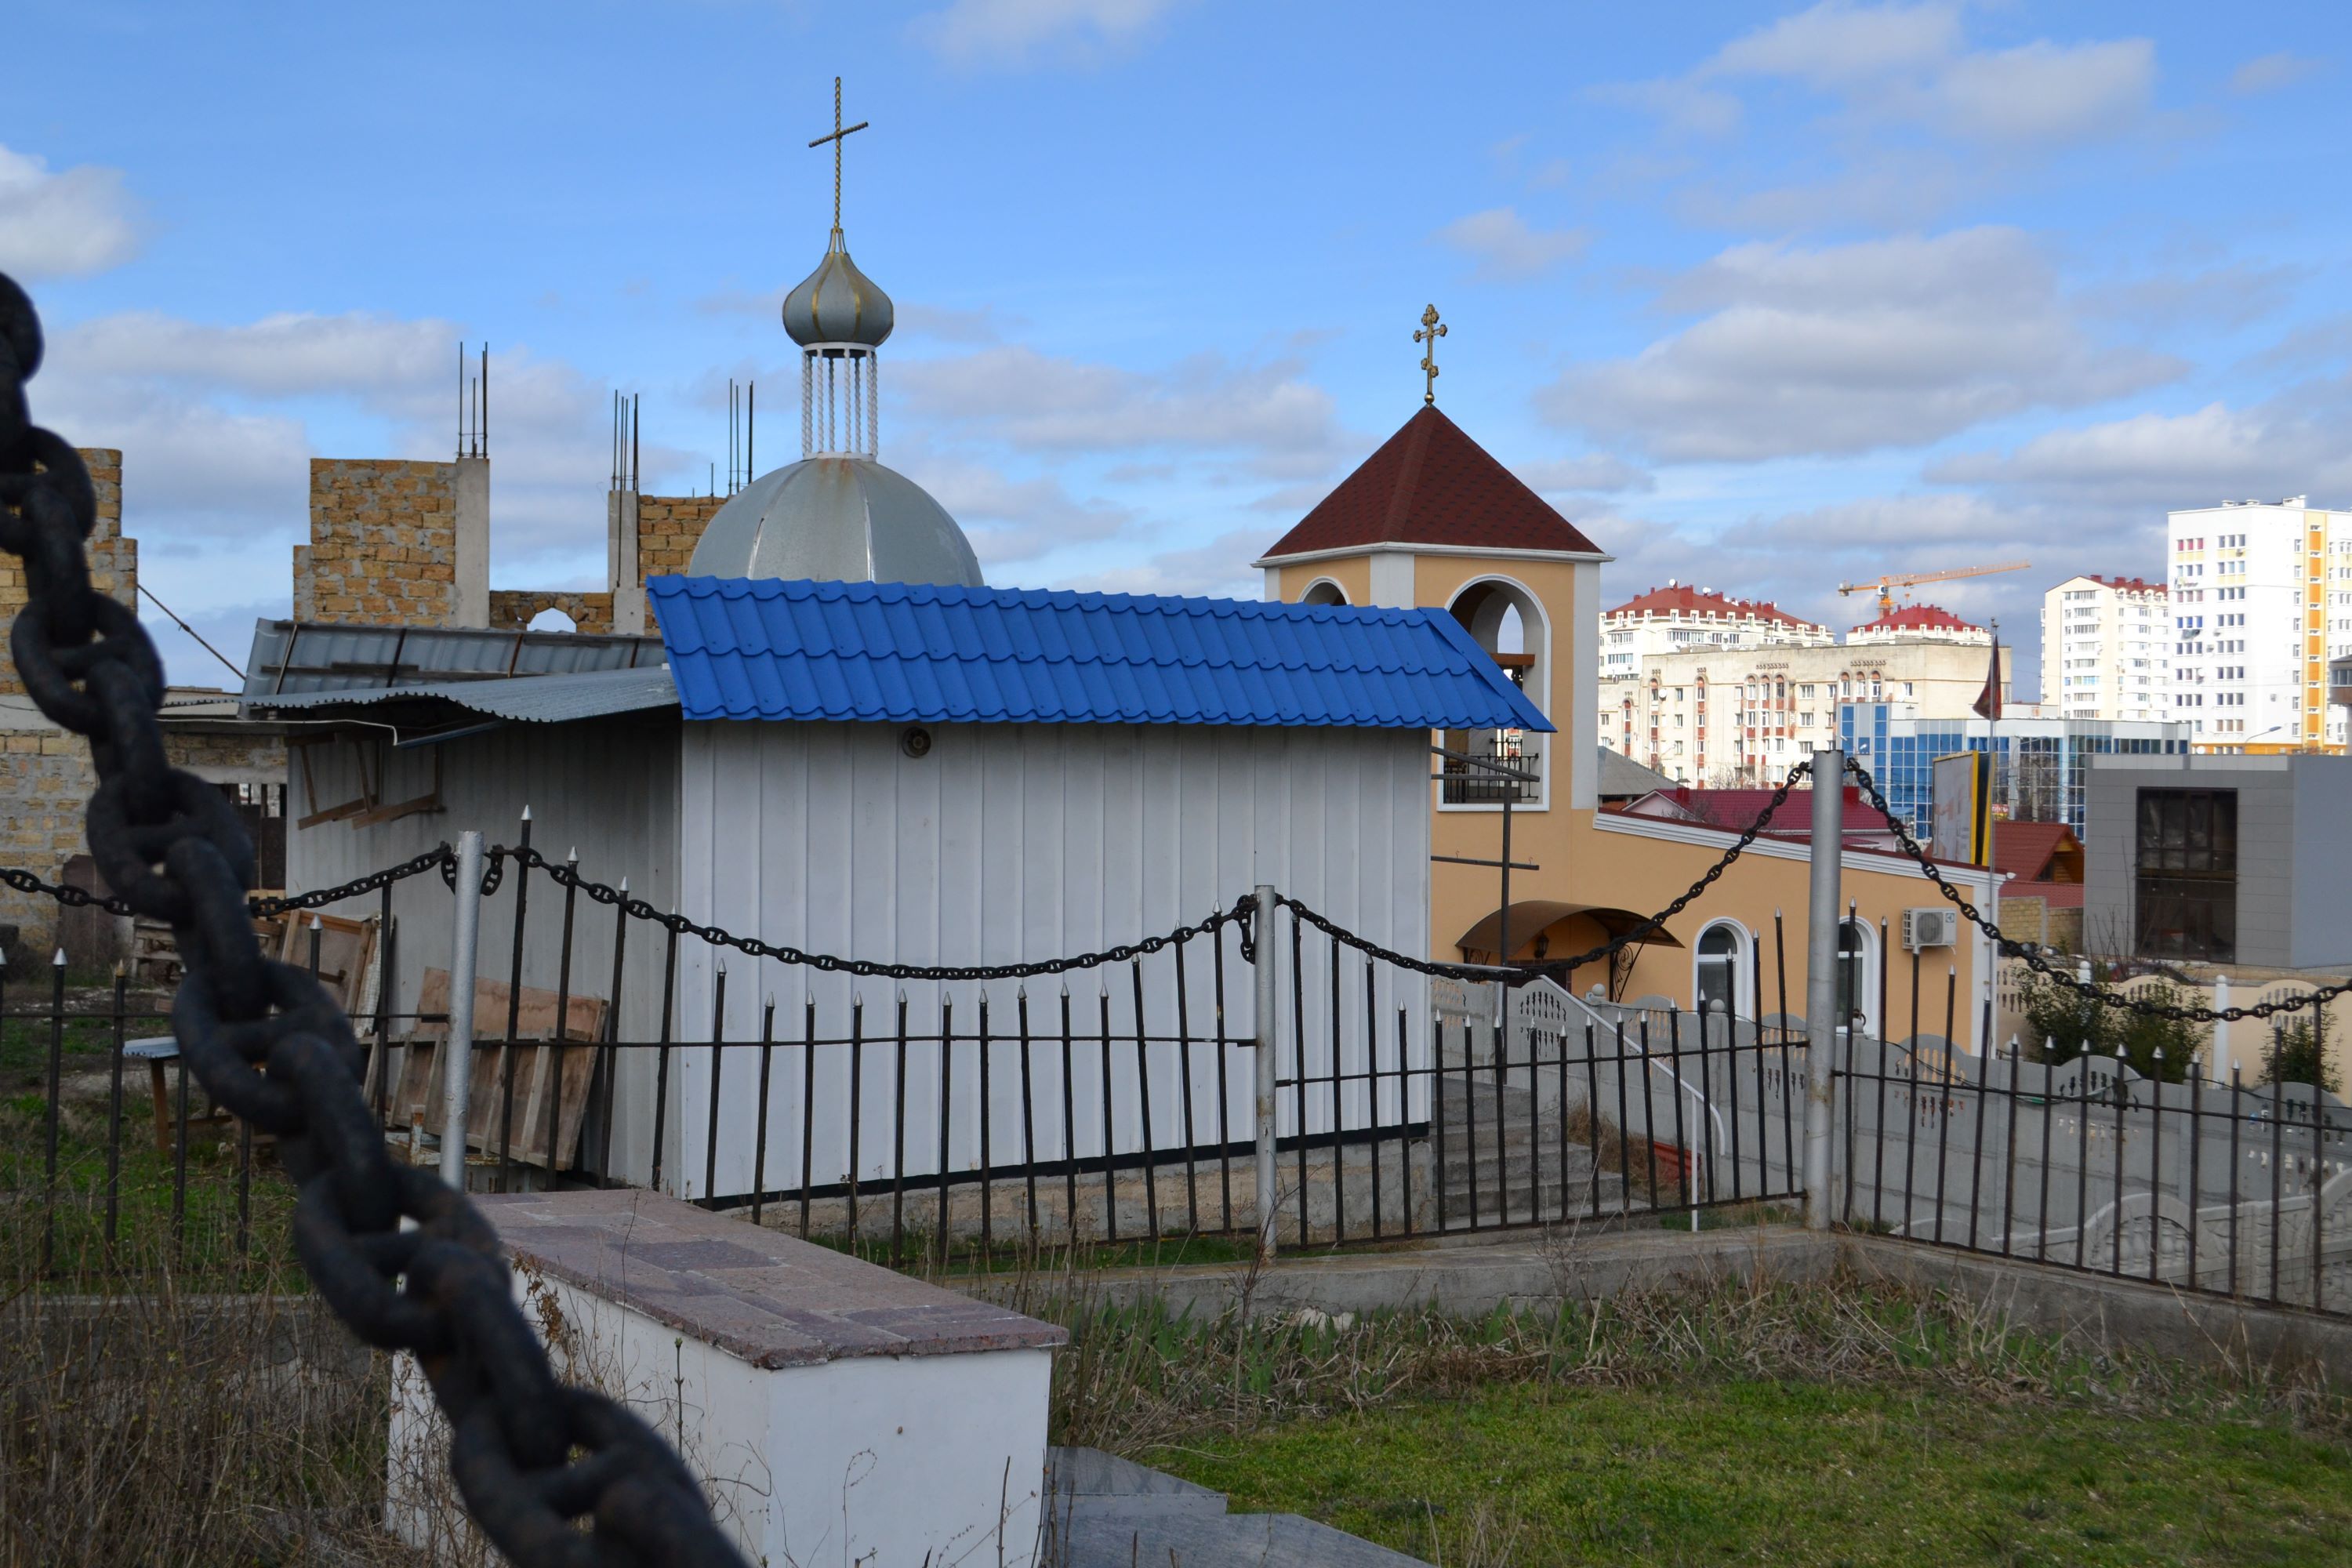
[907, 0, 1182, 68]
[1618, 3, 2154, 153]
[0, 145, 144, 281]
[1435, 208, 1590, 283]
[2230, 52, 2325, 96]
[1515, 455, 1654, 495]
[61, 310, 456, 399]
[895, 344, 1351, 479]
[1701, 0, 1960, 88]
[38, 306, 629, 595]
[1927, 396, 2352, 506]
[895, 451, 1134, 570]
[1931, 38, 2154, 147]
[1539, 227, 2183, 463]
[1059, 527, 1262, 601]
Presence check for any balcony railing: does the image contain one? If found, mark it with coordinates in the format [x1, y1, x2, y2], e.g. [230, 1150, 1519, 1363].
[1439, 731, 1541, 804]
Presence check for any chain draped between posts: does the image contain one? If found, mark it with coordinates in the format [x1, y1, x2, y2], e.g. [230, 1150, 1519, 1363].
[0, 273, 750, 1566]
[503, 844, 1253, 983]
[5, 842, 479, 922]
[1284, 760, 1814, 983]
[1845, 755, 2350, 1025]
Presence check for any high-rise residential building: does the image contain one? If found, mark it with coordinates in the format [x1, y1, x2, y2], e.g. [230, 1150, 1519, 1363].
[2039, 575, 2168, 723]
[1599, 582, 1833, 680]
[2167, 497, 2352, 754]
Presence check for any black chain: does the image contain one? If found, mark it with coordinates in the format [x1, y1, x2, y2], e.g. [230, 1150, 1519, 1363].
[1844, 756, 2348, 1025]
[6, 844, 491, 921]
[0, 275, 748, 1563]
[509, 844, 1254, 983]
[1282, 761, 1814, 983]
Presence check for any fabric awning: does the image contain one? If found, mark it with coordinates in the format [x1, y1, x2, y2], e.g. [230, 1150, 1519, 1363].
[1454, 900, 1686, 957]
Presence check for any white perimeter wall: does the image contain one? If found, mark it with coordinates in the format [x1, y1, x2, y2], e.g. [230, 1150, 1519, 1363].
[670, 719, 1433, 1202]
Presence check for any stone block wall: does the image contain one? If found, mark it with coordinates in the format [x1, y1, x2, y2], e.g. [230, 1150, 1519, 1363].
[294, 459, 459, 626]
[634, 494, 724, 633]
[488, 590, 616, 635]
[0, 448, 135, 697]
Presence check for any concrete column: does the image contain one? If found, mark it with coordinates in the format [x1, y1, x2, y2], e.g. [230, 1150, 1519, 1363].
[452, 456, 490, 629]
[1804, 745, 1843, 1229]
[608, 489, 645, 637]
[2212, 975, 2232, 1080]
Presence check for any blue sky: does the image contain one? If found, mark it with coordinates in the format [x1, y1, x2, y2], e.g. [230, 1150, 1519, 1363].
[8, 1, 2349, 690]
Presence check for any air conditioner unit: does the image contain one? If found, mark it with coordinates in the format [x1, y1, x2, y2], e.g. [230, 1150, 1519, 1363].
[1901, 907, 1960, 952]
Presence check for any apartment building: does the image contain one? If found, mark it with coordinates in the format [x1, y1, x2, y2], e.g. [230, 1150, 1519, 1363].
[2039, 574, 2168, 723]
[1598, 601, 2006, 786]
[1842, 703, 2187, 840]
[2167, 497, 2352, 754]
[1599, 582, 1834, 681]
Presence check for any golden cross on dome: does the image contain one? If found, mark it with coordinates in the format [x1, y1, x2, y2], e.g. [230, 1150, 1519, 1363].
[1414, 303, 1447, 405]
[807, 76, 870, 238]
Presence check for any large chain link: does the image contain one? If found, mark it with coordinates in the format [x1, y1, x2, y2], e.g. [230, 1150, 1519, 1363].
[507, 844, 1251, 983]
[0, 274, 748, 1563]
[1283, 761, 1813, 982]
[1844, 756, 2347, 1025]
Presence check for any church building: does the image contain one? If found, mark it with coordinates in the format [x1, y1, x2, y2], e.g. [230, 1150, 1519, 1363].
[244, 166, 1542, 1195]
[1254, 335, 2002, 1049]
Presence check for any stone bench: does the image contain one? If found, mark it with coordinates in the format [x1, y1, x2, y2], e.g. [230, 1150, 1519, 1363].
[389, 1188, 1065, 1566]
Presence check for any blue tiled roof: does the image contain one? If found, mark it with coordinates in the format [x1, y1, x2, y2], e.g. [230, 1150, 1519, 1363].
[646, 577, 1555, 733]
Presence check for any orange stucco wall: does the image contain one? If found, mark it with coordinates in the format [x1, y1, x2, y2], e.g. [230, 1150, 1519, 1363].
[1269, 548, 1999, 1051]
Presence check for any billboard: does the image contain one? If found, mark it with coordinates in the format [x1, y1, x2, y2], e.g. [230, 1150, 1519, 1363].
[1929, 751, 1991, 865]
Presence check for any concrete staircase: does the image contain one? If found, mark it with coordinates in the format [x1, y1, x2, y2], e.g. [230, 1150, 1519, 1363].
[1435, 1074, 1627, 1228]
[1044, 1447, 1425, 1566]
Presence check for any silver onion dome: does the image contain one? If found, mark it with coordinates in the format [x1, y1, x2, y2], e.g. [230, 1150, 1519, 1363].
[688, 456, 983, 586]
[782, 242, 894, 350]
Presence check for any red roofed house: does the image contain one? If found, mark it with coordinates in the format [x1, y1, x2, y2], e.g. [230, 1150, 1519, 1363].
[1846, 603, 1991, 647]
[1259, 394, 2001, 1045]
[1991, 819, 2085, 951]
[1602, 583, 1835, 678]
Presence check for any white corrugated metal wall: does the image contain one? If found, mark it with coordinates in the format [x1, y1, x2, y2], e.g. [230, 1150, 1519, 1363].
[670, 718, 1432, 1203]
[286, 715, 681, 1182]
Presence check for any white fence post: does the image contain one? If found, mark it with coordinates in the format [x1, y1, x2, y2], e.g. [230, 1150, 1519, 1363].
[2212, 975, 2231, 1080]
[1804, 746, 1842, 1229]
[1253, 883, 1279, 1261]
[441, 829, 486, 1189]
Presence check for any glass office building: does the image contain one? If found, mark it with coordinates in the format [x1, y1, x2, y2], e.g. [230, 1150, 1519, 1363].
[1839, 703, 2190, 837]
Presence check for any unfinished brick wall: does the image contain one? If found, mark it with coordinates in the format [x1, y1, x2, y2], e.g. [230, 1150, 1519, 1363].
[294, 459, 458, 626]
[488, 590, 616, 634]
[1, 728, 288, 961]
[0, 448, 135, 697]
[634, 494, 724, 633]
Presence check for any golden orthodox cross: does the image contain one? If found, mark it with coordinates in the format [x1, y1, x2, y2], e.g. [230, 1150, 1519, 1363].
[807, 76, 870, 238]
[1414, 303, 1447, 405]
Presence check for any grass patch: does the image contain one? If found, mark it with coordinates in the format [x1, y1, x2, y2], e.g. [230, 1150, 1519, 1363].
[1040, 1269, 2352, 1566]
[0, 1075, 303, 1287]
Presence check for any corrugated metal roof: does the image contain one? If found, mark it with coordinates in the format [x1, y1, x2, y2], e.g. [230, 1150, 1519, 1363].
[247, 664, 677, 723]
[646, 576, 1555, 732]
[241, 619, 663, 699]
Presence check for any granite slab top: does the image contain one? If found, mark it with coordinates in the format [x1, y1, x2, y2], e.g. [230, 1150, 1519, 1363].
[477, 1189, 1067, 1370]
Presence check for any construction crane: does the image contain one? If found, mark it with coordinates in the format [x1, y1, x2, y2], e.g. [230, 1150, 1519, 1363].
[1837, 561, 2031, 621]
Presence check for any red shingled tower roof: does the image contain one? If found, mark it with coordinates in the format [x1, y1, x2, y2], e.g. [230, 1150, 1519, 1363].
[1259, 405, 1603, 560]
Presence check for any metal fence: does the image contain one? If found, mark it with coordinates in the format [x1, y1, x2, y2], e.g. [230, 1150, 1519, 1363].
[18, 814, 2350, 1322]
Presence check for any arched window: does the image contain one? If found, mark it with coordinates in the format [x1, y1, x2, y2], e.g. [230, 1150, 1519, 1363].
[527, 606, 579, 633]
[1694, 921, 1746, 1018]
[1835, 918, 1875, 1036]
[1300, 579, 1348, 608]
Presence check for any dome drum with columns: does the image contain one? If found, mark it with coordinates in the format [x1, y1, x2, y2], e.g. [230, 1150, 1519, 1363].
[688, 83, 984, 590]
